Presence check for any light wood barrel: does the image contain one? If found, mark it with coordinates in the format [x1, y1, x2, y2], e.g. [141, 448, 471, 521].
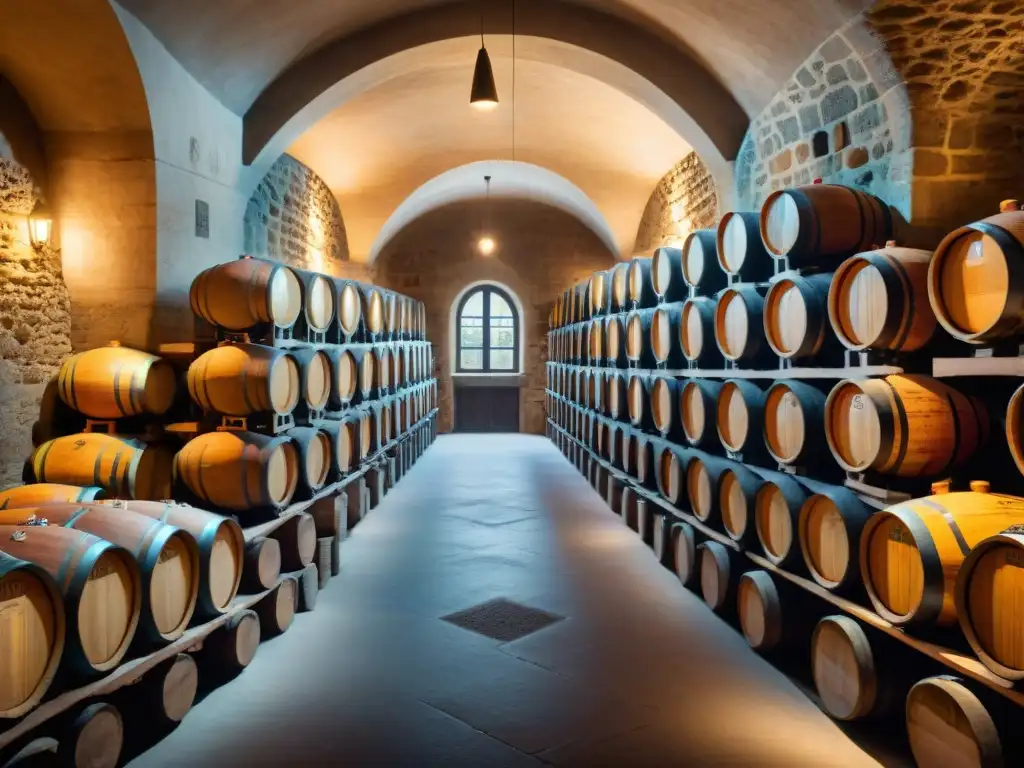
[0, 552, 65, 718]
[715, 379, 767, 459]
[714, 285, 772, 364]
[0, 525, 140, 678]
[651, 247, 688, 302]
[860, 482, 1024, 627]
[334, 280, 363, 339]
[604, 315, 626, 367]
[828, 244, 937, 352]
[679, 379, 722, 449]
[698, 541, 734, 612]
[763, 272, 835, 359]
[673, 522, 698, 586]
[625, 309, 656, 366]
[31, 434, 174, 501]
[241, 537, 281, 593]
[679, 297, 723, 367]
[753, 472, 810, 570]
[798, 482, 872, 591]
[0, 484, 104, 509]
[650, 377, 678, 436]
[2, 505, 199, 644]
[187, 344, 300, 416]
[626, 375, 654, 430]
[957, 526, 1024, 680]
[358, 348, 380, 399]
[686, 452, 732, 524]
[378, 348, 393, 394]
[824, 375, 988, 477]
[286, 427, 331, 493]
[627, 257, 657, 308]
[292, 347, 331, 410]
[681, 229, 727, 295]
[323, 347, 358, 408]
[359, 408, 379, 459]
[763, 380, 828, 467]
[361, 284, 386, 336]
[737, 570, 785, 651]
[175, 432, 299, 511]
[927, 208, 1024, 343]
[63, 701, 124, 768]
[760, 185, 892, 266]
[717, 211, 772, 281]
[383, 291, 398, 337]
[654, 443, 686, 505]
[609, 263, 630, 311]
[89, 499, 243, 618]
[650, 304, 685, 367]
[719, 463, 766, 545]
[811, 615, 881, 720]
[190, 257, 302, 330]
[57, 343, 176, 420]
[589, 270, 610, 317]
[294, 268, 335, 333]
[906, 676, 1004, 768]
[588, 317, 604, 365]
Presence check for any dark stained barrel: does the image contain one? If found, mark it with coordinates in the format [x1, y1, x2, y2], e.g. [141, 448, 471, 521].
[682, 229, 727, 295]
[679, 297, 724, 368]
[763, 272, 837, 360]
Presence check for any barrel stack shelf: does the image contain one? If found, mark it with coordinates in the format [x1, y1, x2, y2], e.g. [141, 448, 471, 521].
[0, 255, 439, 768]
[546, 190, 1024, 767]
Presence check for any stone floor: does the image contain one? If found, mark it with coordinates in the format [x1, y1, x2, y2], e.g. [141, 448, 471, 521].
[130, 434, 886, 767]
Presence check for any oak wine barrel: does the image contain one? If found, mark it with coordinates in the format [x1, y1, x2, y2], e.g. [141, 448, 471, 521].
[588, 317, 604, 365]
[62, 701, 124, 768]
[383, 291, 399, 338]
[715, 379, 768, 461]
[31, 434, 174, 501]
[824, 375, 988, 477]
[357, 347, 380, 399]
[0, 551, 65, 718]
[604, 315, 626, 367]
[589, 270, 611, 317]
[679, 379, 722, 449]
[719, 463, 766, 545]
[286, 427, 332, 494]
[811, 615, 885, 720]
[654, 443, 687, 506]
[1, 505, 199, 644]
[57, 343, 176, 420]
[241, 537, 281, 593]
[0, 524, 140, 676]
[652, 511, 674, 567]
[175, 432, 299, 511]
[625, 309, 657, 366]
[717, 211, 772, 281]
[361, 284, 386, 337]
[90, 499, 243, 617]
[763, 272, 836, 360]
[753, 471, 810, 570]
[292, 347, 332, 411]
[0, 484, 104, 510]
[651, 246, 688, 302]
[679, 297, 723, 368]
[650, 377, 679, 437]
[626, 375, 656, 431]
[187, 343, 300, 416]
[798, 480, 872, 592]
[681, 229, 727, 295]
[927, 206, 1024, 343]
[737, 570, 792, 652]
[957, 525, 1024, 680]
[323, 346, 358, 408]
[628, 257, 657, 308]
[672, 522, 699, 586]
[714, 284, 773, 366]
[359, 408, 379, 459]
[828, 244, 938, 352]
[698, 541, 735, 613]
[763, 380, 829, 468]
[650, 303, 686, 367]
[293, 268, 335, 334]
[686, 452, 733, 524]
[189, 257, 302, 331]
[860, 481, 1024, 627]
[609, 262, 630, 311]
[906, 676, 1004, 768]
[760, 185, 892, 266]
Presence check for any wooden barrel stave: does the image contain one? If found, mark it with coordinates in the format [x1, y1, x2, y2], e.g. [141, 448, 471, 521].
[717, 211, 773, 282]
[680, 297, 724, 368]
[651, 247, 688, 303]
[649, 377, 679, 437]
[290, 347, 332, 411]
[285, 427, 332, 495]
[763, 380, 830, 469]
[322, 346, 359, 408]
[763, 272, 838, 360]
[588, 270, 612, 318]
[673, 522, 699, 586]
[291, 267, 336, 334]
[698, 540, 736, 613]
[714, 284, 774, 366]
[685, 452, 734, 526]
[797, 479, 873, 592]
[625, 309, 658, 367]
[718, 463, 766, 545]
[31, 434, 175, 501]
[609, 263, 631, 312]
[57, 344, 177, 420]
[811, 615, 884, 721]
[654, 443, 688, 506]
[682, 229, 727, 296]
[627, 257, 657, 309]
[715, 379, 768, 462]
[679, 379, 723, 450]
[753, 471, 810, 571]
[650, 303, 687, 367]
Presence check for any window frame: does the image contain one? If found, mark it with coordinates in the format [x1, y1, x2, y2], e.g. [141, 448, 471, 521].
[455, 285, 520, 373]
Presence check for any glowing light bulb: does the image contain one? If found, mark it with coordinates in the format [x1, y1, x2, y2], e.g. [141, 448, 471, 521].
[478, 236, 496, 256]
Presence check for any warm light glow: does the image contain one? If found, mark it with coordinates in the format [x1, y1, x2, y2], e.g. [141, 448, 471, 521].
[478, 236, 496, 256]
[470, 99, 499, 111]
[28, 215, 52, 249]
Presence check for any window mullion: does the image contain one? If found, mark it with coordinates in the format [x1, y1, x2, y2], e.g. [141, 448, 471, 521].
[483, 289, 491, 372]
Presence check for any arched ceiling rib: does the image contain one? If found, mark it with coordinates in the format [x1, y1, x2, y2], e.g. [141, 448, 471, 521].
[284, 38, 691, 261]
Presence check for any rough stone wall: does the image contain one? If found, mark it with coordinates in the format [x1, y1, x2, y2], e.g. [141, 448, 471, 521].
[244, 154, 349, 274]
[0, 148, 73, 489]
[375, 199, 616, 434]
[634, 152, 719, 253]
[867, 0, 1024, 229]
[735, 17, 913, 219]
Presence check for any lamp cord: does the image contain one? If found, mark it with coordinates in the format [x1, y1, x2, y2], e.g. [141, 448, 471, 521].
[511, 0, 516, 162]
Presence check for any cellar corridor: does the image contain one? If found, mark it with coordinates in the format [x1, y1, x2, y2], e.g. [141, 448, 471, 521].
[129, 434, 881, 767]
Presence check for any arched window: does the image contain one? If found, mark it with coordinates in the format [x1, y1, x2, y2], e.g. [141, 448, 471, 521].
[455, 285, 520, 372]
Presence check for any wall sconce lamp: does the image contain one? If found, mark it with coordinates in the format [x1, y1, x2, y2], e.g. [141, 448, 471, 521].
[28, 203, 52, 250]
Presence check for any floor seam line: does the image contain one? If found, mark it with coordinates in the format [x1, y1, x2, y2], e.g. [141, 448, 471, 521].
[416, 699, 553, 763]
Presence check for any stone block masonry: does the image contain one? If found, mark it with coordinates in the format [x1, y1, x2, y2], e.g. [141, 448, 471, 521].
[634, 152, 719, 253]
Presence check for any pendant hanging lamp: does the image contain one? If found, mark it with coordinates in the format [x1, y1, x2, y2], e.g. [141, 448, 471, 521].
[470, 16, 499, 110]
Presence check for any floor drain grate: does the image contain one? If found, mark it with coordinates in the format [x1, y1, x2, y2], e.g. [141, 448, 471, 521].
[441, 598, 564, 642]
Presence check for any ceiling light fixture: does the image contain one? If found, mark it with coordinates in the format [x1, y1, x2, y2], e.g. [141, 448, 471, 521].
[478, 175, 496, 255]
[470, 14, 498, 110]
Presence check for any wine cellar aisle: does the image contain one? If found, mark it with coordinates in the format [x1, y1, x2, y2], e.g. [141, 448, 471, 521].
[127, 433, 881, 768]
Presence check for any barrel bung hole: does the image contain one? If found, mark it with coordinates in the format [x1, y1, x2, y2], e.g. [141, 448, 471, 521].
[938, 231, 1008, 337]
[801, 496, 849, 587]
[865, 515, 924, 620]
[827, 383, 880, 471]
[717, 383, 748, 451]
[966, 545, 1024, 673]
